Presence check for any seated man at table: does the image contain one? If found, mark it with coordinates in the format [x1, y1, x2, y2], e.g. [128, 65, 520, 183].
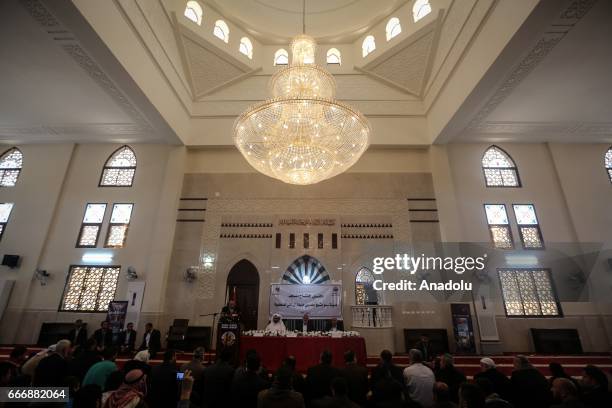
[325, 317, 344, 332]
[300, 313, 316, 333]
[265, 313, 287, 335]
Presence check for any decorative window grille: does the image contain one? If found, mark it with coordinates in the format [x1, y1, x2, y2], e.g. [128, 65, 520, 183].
[605, 146, 612, 183]
[303, 233, 309, 249]
[355, 267, 379, 305]
[482, 146, 520, 187]
[100, 146, 136, 187]
[484, 204, 513, 249]
[77, 203, 107, 248]
[513, 204, 544, 249]
[60, 265, 120, 312]
[104, 203, 133, 248]
[0, 203, 14, 240]
[318, 233, 323, 249]
[498, 269, 561, 317]
[0, 148, 23, 187]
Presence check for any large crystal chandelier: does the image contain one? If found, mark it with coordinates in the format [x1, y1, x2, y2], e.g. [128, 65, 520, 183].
[233, 34, 370, 185]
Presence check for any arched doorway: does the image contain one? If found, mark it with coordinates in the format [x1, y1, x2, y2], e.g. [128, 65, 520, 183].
[226, 259, 259, 330]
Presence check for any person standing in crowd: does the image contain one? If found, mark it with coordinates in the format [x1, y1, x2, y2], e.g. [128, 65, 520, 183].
[148, 349, 178, 408]
[258, 366, 305, 408]
[370, 349, 404, 388]
[432, 382, 458, 408]
[231, 352, 270, 407]
[139, 322, 161, 358]
[119, 322, 137, 354]
[92, 320, 113, 350]
[33, 339, 72, 387]
[510, 355, 552, 408]
[435, 353, 466, 403]
[70, 338, 102, 381]
[306, 350, 340, 403]
[82, 346, 118, 390]
[104, 369, 148, 408]
[415, 334, 434, 362]
[551, 377, 584, 408]
[340, 350, 368, 407]
[580, 365, 612, 407]
[403, 348, 435, 408]
[68, 319, 88, 349]
[473, 358, 512, 401]
[181, 346, 206, 386]
[200, 348, 235, 408]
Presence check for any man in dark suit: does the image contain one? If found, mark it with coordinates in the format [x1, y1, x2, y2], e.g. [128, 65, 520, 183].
[415, 334, 434, 362]
[306, 350, 340, 403]
[139, 322, 162, 358]
[340, 350, 368, 406]
[300, 313, 316, 333]
[148, 349, 178, 408]
[91, 320, 113, 350]
[473, 357, 512, 401]
[119, 322, 137, 353]
[68, 319, 87, 349]
[325, 317, 344, 332]
[201, 348, 236, 408]
[370, 349, 403, 388]
[510, 355, 553, 408]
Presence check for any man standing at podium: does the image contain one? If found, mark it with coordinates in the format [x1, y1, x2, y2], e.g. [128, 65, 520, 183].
[221, 299, 241, 321]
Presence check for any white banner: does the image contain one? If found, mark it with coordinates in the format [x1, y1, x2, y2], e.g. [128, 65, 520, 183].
[269, 284, 342, 318]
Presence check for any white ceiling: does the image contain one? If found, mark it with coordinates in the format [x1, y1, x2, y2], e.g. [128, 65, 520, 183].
[445, 0, 612, 143]
[205, 0, 407, 43]
[0, 0, 179, 144]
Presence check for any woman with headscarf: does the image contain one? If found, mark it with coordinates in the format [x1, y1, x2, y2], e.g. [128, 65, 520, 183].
[265, 313, 287, 335]
[104, 369, 148, 408]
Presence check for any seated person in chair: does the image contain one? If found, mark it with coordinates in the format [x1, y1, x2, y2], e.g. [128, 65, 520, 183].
[300, 313, 316, 333]
[325, 317, 344, 332]
[265, 313, 287, 335]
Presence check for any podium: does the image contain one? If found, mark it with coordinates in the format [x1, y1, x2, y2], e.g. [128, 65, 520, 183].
[216, 317, 241, 365]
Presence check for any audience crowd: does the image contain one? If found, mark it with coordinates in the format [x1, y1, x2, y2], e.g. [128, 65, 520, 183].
[0, 322, 611, 408]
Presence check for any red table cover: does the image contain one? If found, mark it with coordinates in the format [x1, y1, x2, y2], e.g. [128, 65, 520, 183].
[239, 336, 367, 372]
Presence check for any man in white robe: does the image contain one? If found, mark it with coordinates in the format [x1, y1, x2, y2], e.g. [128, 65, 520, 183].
[265, 313, 287, 334]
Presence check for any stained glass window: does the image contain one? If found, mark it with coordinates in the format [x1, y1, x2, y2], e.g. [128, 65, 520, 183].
[482, 146, 520, 187]
[213, 20, 229, 43]
[105, 204, 133, 248]
[484, 204, 513, 249]
[386, 17, 401, 41]
[0, 148, 23, 187]
[100, 146, 136, 187]
[605, 146, 612, 183]
[362, 35, 376, 57]
[60, 266, 120, 312]
[326, 48, 341, 65]
[513, 204, 544, 249]
[498, 269, 560, 317]
[184, 1, 203, 25]
[0, 203, 14, 241]
[239, 37, 253, 59]
[274, 49, 288, 66]
[355, 267, 379, 305]
[413, 0, 432, 22]
[282, 255, 330, 284]
[77, 203, 107, 247]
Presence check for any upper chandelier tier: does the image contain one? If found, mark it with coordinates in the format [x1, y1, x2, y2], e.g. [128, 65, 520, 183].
[233, 35, 370, 185]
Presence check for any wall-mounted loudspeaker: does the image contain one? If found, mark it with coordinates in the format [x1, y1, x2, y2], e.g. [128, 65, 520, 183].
[1, 255, 20, 268]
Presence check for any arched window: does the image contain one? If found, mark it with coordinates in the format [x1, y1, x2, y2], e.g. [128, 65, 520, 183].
[362, 35, 376, 57]
[274, 48, 288, 66]
[355, 267, 379, 305]
[605, 146, 612, 183]
[482, 145, 521, 187]
[326, 48, 341, 65]
[99, 145, 136, 187]
[184, 1, 203, 25]
[282, 255, 330, 284]
[239, 37, 253, 59]
[0, 148, 23, 187]
[413, 0, 432, 22]
[213, 20, 229, 43]
[385, 17, 402, 41]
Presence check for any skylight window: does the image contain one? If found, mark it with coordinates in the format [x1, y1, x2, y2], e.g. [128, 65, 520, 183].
[240, 37, 253, 59]
[184, 1, 203, 25]
[274, 49, 288, 65]
[386, 17, 402, 41]
[362, 35, 376, 57]
[413, 0, 432, 22]
[213, 20, 229, 43]
[326, 48, 341, 65]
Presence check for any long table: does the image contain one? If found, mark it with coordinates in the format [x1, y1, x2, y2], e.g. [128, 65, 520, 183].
[239, 335, 367, 372]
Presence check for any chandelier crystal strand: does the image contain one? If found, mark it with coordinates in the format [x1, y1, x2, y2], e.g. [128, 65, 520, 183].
[233, 35, 370, 185]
